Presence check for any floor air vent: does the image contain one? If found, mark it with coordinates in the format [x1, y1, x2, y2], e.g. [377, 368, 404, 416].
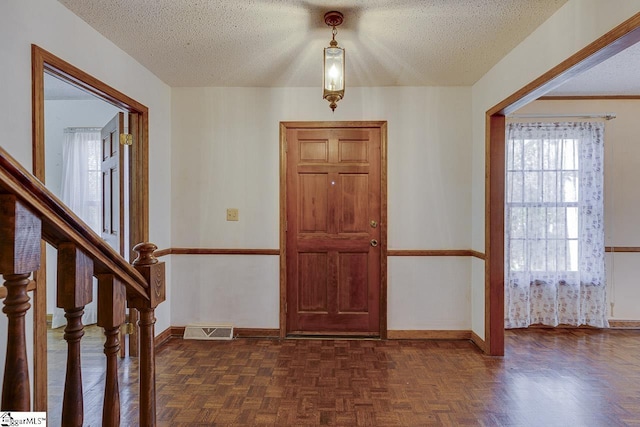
[183, 324, 234, 340]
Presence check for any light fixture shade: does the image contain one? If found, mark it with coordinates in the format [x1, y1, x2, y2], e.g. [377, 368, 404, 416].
[323, 46, 345, 111]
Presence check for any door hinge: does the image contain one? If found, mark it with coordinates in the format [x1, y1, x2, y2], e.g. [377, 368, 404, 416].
[285, 221, 288, 232]
[285, 302, 288, 313]
[121, 322, 135, 335]
[120, 133, 133, 146]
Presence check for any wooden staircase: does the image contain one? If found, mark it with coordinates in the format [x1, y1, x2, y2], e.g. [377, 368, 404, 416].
[0, 146, 165, 426]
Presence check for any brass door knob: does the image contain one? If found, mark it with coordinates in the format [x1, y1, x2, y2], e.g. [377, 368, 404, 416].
[370, 239, 378, 247]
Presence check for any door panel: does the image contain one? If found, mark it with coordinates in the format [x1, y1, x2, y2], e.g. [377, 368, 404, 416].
[339, 174, 368, 232]
[338, 253, 368, 312]
[286, 125, 382, 335]
[110, 168, 119, 233]
[339, 139, 368, 162]
[299, 174, 328, 232]
[298, 253, 329, 312]
[300, 140, 329, 162]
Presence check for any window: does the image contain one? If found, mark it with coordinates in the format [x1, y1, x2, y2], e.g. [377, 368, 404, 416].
[504, 121, 607, 328]
[60, 128, 102, 233]
[52, 128, 102, 329]
[506, 134, 579, 273]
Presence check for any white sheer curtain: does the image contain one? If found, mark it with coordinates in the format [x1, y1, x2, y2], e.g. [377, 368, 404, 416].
[51, 128, 102, 328]
[505, 121, 608, 328]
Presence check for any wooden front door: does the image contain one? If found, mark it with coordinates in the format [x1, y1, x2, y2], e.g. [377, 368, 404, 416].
[285, 123, 384, 336]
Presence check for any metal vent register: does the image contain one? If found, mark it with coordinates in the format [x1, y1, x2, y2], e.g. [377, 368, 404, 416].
[183, 324, 234, 340]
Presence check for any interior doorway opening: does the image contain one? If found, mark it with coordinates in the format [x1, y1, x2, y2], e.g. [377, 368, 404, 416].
[43, 73, 129, 330]
[31, 44, 150, 410]
[483, 14, 640, 356]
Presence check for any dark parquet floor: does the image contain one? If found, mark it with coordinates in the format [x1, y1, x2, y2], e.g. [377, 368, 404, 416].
[47, 327, 640, 426]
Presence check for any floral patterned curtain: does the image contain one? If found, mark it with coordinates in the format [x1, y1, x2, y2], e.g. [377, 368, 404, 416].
[505, 121, 608, 328]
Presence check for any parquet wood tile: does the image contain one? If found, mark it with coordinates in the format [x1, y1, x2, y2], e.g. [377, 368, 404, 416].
[46, 328, 640, 426]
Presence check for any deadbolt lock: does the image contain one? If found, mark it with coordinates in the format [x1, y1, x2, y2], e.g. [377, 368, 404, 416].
[370, 220, 378, 228]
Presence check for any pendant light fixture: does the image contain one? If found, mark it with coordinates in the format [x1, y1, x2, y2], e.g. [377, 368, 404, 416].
[323, 11, 345, 111]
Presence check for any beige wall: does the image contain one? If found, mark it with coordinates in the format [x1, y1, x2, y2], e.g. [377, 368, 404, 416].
[514, 99, 640, 320]
[170, 86, 473, 329]
[0, 0, 174, 353]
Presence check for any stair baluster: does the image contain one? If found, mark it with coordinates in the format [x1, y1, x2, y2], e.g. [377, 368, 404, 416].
[0, 148, 163, 426]
[0, 195, 41, 411]
[57, 242, 93, 427]
[97, 273, 126, 427]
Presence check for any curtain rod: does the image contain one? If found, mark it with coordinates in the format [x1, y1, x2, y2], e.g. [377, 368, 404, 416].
[507, 113, 616, 120]
[64, 127, 102, 132]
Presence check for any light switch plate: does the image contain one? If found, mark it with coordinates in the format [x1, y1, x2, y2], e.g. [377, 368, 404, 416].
[226, 208, 239, 221]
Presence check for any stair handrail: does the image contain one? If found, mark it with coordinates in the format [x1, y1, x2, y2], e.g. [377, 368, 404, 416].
[0, 146, 148, 298]
[0, 145, 163, 426]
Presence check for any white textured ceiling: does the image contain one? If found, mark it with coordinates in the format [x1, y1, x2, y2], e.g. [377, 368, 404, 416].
[58, 0, 569, 87]
[548, 42, 640, 96]
[44, 73, 97, 100]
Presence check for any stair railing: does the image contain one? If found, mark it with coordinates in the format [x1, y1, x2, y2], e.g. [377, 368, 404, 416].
[0, 146, 164, 426]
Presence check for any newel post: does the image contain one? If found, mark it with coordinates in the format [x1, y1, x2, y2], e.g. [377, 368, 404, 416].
[131, 242, 165, 427]
[0, 195, 41, 411]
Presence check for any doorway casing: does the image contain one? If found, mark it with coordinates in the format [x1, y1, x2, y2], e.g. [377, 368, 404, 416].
[482, 13, 640, 356]
[279, 121, 388, 339]
[31, 44, 150, 409]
